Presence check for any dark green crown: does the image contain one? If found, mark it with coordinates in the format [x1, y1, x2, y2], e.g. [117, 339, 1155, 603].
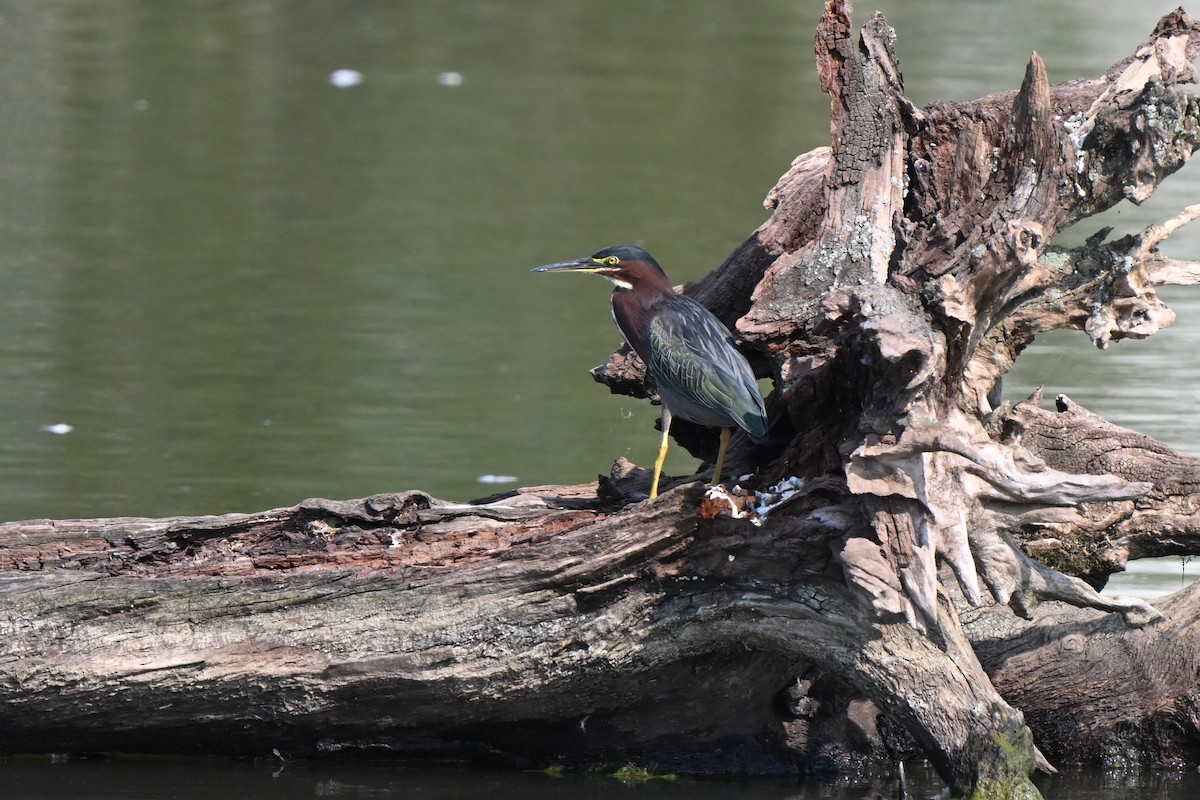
[591, 245, 663, 273]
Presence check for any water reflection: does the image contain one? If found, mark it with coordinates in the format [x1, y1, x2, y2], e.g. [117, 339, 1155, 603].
[2, 756, 940, 800]
[8, 755, 1200, 800]
[1036, 766, 1200, 800]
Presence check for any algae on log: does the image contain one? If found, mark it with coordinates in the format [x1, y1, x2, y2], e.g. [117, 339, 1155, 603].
[6, 3, 1200, 799]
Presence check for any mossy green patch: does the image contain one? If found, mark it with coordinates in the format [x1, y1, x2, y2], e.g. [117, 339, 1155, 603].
[609, 764, 678, 783]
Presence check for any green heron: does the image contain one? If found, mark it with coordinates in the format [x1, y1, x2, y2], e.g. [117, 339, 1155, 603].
[533, 245, 768, 499]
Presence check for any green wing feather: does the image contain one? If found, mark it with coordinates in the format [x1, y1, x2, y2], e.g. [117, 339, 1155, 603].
[647, 295, 767, 441]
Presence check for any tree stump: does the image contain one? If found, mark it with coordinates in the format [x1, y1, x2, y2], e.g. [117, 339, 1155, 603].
[5, 4, 1200, 799]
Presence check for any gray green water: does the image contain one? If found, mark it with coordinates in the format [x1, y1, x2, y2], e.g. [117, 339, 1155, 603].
[2, 0, 1199, 797]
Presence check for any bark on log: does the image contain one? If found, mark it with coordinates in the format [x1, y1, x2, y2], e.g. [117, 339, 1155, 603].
[6, 4, 1200, 799]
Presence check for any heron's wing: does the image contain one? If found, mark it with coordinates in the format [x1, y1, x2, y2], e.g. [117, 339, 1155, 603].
[648, 295, 767, 441]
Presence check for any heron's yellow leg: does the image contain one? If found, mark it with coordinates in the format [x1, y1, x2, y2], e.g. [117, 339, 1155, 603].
[650, 408, 673, 499]
[712, 427, 732, 487]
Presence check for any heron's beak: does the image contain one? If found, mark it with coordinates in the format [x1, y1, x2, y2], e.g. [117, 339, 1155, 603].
[531, 257, 599, 274]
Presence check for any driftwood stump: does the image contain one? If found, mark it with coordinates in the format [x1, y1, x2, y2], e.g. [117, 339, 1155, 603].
[5, 3, 1200, 799]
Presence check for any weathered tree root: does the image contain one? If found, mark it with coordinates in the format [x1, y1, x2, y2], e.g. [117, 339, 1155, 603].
[585, 3, 1200, 796]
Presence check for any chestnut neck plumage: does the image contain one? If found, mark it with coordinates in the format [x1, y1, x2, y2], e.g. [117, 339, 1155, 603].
[605, 260, 675, 365]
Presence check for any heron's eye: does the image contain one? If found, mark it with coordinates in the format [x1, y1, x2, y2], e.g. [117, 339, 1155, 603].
[605, 256, 620, 266]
